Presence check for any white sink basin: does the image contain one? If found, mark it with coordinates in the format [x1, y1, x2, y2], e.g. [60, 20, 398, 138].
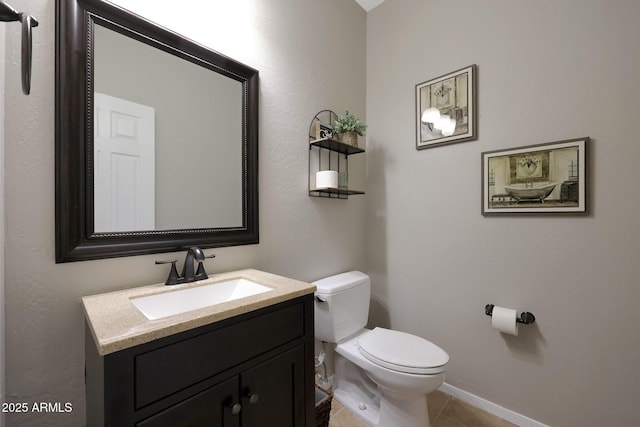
[130, 278, 273, 320]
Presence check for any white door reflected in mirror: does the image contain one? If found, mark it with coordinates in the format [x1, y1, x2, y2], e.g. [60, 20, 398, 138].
[94, 93, 156, 232]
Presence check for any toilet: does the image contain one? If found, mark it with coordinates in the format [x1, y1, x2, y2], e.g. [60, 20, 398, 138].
[313, 271, 448, 427]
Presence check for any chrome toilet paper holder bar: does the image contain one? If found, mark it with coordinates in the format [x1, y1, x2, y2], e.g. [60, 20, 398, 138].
[485, 304, 536, 325]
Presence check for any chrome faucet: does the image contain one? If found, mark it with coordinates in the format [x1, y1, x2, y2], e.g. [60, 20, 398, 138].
[156, 247, 216, 286]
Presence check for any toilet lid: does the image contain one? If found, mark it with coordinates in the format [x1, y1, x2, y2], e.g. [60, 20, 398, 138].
[358, 327, 449, 375]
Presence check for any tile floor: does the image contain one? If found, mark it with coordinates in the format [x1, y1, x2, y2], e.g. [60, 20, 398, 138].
[327, 390, 518, 427]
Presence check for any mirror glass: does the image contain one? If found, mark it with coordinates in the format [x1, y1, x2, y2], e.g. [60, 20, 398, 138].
[55, 0, 259, 262]
[93, 24, 242, 232]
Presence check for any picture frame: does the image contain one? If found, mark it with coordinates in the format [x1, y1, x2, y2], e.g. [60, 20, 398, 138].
[415, 64, 477, 149]
[481, 137, 589, 215]
[315, 121, 335, 140]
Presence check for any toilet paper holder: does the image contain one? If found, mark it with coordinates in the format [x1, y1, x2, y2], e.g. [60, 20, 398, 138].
[485, 304, 535, 325]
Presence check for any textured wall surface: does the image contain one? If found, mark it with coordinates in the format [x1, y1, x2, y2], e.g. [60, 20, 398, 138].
[3, 0, 365, 425]
[365, 1, 640, 426]
[1, 19, 6, 427]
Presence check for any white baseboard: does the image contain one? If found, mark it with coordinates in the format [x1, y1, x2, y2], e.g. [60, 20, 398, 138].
[439, 383, 549, 427]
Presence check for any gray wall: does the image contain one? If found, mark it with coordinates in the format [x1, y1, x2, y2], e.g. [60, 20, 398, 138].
[3, 0, 365, 425]
[0, 18, 5, 427]
[365, 0, 640, 426]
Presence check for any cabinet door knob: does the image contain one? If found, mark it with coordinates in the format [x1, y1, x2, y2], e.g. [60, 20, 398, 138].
[247, 393, 259, 404]
[230, 403, 242, 415]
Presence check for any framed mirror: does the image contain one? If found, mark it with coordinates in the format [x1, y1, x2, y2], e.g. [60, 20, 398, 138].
[55, 0, 259, 262]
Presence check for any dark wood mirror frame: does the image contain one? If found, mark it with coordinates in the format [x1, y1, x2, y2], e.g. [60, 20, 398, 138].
[55, 0, 259, 262]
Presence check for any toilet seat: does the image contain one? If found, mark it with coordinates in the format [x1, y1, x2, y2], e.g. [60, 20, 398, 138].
[357, 327, 449, 375]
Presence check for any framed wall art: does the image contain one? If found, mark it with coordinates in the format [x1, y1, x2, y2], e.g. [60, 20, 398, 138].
[315, 120, 335, 140]
[415, 64, 477, 149]
[481, 137, 589, 215]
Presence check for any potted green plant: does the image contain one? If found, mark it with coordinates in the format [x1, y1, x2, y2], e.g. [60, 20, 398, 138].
[333, 110, 367, 147]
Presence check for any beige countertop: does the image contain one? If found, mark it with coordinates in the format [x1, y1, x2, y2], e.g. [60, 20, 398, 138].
[82, 269, 316, 356]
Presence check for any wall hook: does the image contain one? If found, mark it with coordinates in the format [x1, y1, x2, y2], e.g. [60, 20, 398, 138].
[0, 1, 39, 95]
[485, 304, 536, 325]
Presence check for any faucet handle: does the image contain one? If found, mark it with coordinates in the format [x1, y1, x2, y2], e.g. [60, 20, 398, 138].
[155, 259, 179, 286]
[195, 253, 216, 280]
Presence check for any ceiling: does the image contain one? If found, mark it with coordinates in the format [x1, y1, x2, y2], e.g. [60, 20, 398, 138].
[354, 0, 386, 12]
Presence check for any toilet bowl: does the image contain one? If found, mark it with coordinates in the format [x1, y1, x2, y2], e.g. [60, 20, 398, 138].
[313, 271, 449, 427]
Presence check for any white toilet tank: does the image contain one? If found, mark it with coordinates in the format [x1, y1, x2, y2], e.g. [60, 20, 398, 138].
[313, 271, 370, 343]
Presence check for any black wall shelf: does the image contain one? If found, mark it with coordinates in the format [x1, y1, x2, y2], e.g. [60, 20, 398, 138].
[308, 110, 365, 199]
[310, 137, 365, 155]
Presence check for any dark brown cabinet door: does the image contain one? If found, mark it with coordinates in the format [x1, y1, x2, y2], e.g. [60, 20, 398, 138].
[240, 345, 306, 427]
[136, 377, 240, 427]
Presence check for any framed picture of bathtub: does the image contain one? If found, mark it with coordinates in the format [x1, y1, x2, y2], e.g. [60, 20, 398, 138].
[481, 137, 589, 215]
[415, 64, 477, 149]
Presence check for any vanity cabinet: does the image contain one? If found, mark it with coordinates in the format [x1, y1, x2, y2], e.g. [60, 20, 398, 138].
[86, 295, 315, 426]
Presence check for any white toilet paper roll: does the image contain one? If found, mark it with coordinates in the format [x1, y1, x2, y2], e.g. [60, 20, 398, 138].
[491, 306, 519, 336]
[316, 170, 338, 189]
